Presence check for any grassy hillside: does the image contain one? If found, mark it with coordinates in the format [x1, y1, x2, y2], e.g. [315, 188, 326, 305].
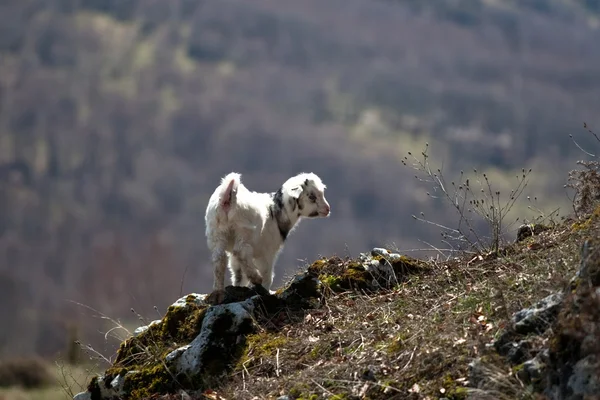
[0, 0, 599, 363]
[24, 154, 598, 400]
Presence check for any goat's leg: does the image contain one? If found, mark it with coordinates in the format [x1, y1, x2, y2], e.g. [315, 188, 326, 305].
[206, 238, 228, 305]
[254, 257, 274, 292]
[229, 255, 249, 287]
[211, 248, 228, 292]
[232, 241, 263, 288]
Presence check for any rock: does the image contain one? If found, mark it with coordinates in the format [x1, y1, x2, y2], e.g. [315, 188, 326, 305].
[74, 250, 429, 399]
[494, 293, 563, 360]
[133, 319, 161, 337]
[567, 355, 600, 396]
[277, 272, 322, 308]
[512, 293, 564, 335]
[73, 392, 91, 400]
[515, 223, 550, 242]
[571, 238, 600, 288]
[516, 350, 547, 385]
[359, 367, 377, 382]
[174, 299, 256, 376]
[371, 247, 390, 257]
[504, 340, 532, 364]
[165, 345, 189, 363]
[74, 267, 326, 400]
[467, 358, 486, 389]
[542, 282, 600, 400]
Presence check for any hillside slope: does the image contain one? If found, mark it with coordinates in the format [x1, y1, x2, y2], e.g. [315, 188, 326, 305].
[71, 160, 600, 400]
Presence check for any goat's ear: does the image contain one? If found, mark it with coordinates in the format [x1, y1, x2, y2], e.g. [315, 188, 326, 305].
[288, 186, 303, 199]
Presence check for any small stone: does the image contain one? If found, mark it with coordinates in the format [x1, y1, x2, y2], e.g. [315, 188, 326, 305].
[505, 340, 532, 364]
[387, 253, 403, 263]
[360, 367, 376, 382]
[166, 345, 190, 363]
[171, 293, 208, 308]
[517, 356, 545, 384]
[73, 392, 92, 400]
[513, 293, 563, 335]
[371, 248, 390, 257]
[133, 319, 161, 337]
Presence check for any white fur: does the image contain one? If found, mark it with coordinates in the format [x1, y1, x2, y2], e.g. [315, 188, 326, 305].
[205, 172, 330, 297]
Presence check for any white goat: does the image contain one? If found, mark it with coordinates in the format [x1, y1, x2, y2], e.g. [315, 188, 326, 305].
[205, 172, 330, 303]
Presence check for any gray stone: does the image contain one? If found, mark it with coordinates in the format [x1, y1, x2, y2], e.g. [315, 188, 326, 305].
[567, 355, 600, 396]
[572, 239, 600, 288]
[513, 292, 563, 335]
[175, 299, 256, 375]
[517, 355, 545, 384]
[73, 392, 91, 400]
[133, 319, 161, 337]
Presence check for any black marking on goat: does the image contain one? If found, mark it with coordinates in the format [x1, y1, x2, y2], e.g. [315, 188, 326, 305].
[273, 188, 284, 209]
[270, 189, 293, 241]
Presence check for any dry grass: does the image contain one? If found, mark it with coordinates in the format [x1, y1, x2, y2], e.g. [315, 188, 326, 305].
[211, 211, 598, 399]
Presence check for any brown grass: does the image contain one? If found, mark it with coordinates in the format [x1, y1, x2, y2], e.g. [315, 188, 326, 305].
[209, 210, 598, 399]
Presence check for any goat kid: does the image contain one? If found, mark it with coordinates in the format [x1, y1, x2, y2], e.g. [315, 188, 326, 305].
[205, 172, 330, 304]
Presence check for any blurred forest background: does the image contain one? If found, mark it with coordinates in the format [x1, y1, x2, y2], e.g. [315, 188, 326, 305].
[1, 0, 600, 362]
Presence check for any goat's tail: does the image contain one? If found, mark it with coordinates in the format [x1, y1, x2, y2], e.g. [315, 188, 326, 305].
[218, 172, 241, 213]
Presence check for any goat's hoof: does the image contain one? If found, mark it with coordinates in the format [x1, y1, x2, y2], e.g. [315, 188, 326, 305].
[251, 284, 270, 297]
[206, 289, 226, 305]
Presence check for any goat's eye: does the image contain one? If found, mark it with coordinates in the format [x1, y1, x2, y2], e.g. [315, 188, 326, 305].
[309, 194, 317, 202]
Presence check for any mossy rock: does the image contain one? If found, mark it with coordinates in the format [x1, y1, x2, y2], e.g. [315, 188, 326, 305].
[76, 252, 427, 400]
[310, 253, 430, 294]
[113, 297, 208, 368]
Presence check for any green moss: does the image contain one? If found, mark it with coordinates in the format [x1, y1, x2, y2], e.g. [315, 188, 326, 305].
[309, 258, 329, 272]
[440, 374, 469, 400]
[122, 364, 174, 400]
[512, 363, 525, 374]
[288, 384, 306, 398]
[319, 274, 343, 291]
[329, 394, 349, 400]
[387, 332, 409, 354]
[237, 333, 290, 370]
[311, 254, 430, 294]
[114, 302, 207, 368]
[98, 300, 211, 398]
[571, 205, 600, 232]
[295, 395, 318, 400]
[446, 386, 469, 399]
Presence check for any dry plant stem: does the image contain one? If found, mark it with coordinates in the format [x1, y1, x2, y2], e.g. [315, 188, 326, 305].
[567, 124, 600, 217]
[406, 143, 531, 254]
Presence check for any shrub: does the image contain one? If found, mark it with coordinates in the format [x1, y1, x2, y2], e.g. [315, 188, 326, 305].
[0, 357, 54, 389]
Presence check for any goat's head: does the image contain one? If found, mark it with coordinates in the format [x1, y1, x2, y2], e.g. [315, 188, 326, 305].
[283, 173, 330, 219]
